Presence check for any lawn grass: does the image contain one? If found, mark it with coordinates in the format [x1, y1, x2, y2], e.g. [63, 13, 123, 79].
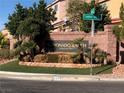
[0, 61, 115, 75]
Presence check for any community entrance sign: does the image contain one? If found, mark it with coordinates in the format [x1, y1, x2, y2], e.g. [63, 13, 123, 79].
[54, 40, 89, 52]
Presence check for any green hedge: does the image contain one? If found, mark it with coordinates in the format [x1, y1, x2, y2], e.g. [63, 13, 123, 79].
[0, 49, 18, 59]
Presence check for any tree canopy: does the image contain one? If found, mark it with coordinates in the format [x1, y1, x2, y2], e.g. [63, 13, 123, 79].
[120, 3, 124, 20]
[112, 3, 124, 63]
[5, 0, 56, 61]
[120, 3, 124, 40]
[113, 3, 124, 41]
[67, 0, 111, 32]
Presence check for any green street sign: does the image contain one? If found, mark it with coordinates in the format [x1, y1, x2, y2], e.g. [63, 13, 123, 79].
[91, 8, 95, 14]
[83, 14, 102, 21]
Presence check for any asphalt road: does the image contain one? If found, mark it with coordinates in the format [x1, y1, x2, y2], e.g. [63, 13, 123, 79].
[0, 78, 124, 93]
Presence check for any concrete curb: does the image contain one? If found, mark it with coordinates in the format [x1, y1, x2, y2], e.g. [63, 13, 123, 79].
[0, 71, 124, 82]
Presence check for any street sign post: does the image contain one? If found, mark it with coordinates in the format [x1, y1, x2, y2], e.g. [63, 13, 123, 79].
[82, 0, 102, 76]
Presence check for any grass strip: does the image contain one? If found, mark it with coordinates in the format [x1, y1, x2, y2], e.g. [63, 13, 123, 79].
[0, 61, 114, 75]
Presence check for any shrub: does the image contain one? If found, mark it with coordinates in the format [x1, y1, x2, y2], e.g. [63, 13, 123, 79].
[0, 49, 9, 59]
[47, 53, 74, 63]
[23, 55, 32, 62]
[0, 49, 11, 59]
[58, 54, 73, 63]
[33, 54, 47, 63]
[47, 54, 59, 63]
[34, 53, 83, 63]
[71, 53, 85, 64]
[0, 49, 18, 59]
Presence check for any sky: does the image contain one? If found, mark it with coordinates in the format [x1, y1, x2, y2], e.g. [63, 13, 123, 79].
[0, 0, 54, 30]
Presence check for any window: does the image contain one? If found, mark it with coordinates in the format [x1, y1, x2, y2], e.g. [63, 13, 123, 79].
[54, 5, 58, 12]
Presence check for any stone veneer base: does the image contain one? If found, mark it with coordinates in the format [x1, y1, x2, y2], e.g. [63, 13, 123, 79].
[19, 62, 101, 68]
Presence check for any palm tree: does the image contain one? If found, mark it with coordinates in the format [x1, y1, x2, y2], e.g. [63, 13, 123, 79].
[15, 40, 37, 61]
[72, 38, 108, 64]
[113, 25, 124, 64]
[72, 38, 85, 63]
[113, 3, 124, 64]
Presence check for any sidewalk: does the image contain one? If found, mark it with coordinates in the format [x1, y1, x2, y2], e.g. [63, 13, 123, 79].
[0, 71, 124, 82]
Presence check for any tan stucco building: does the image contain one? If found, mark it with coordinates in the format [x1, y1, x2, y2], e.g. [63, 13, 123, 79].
[47, 0, 70, 32]
[106, 0, 124, 19]
[106, 0, 124, 23]
[1, 28, 12, 39]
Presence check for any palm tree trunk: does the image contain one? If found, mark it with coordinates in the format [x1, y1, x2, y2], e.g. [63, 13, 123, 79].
[117, 41, 121, 64]
[119, 41, 121, 64]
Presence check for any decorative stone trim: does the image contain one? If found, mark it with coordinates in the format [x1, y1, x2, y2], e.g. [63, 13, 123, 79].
[19, 62, 101, 68]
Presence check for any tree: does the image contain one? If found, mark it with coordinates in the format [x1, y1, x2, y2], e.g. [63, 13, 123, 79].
[120, 3, 124, 40]
[113, 3, 124, 64]
[67, 0, 89, 31]
[93, 3, 111, 31]
[16, 17, 41, 40]
[113, 26, 121, 63]
[5, 3, 28, 39]
[5, 0, 56, 61]
[32, 0, 56, 51]
[120, 3, 124, 20]
[67, 0, 111, 32]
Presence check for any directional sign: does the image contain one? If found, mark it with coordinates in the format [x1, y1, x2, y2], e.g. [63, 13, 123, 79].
[83, 14, 102, 21]
[90, 8, 95, 14]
